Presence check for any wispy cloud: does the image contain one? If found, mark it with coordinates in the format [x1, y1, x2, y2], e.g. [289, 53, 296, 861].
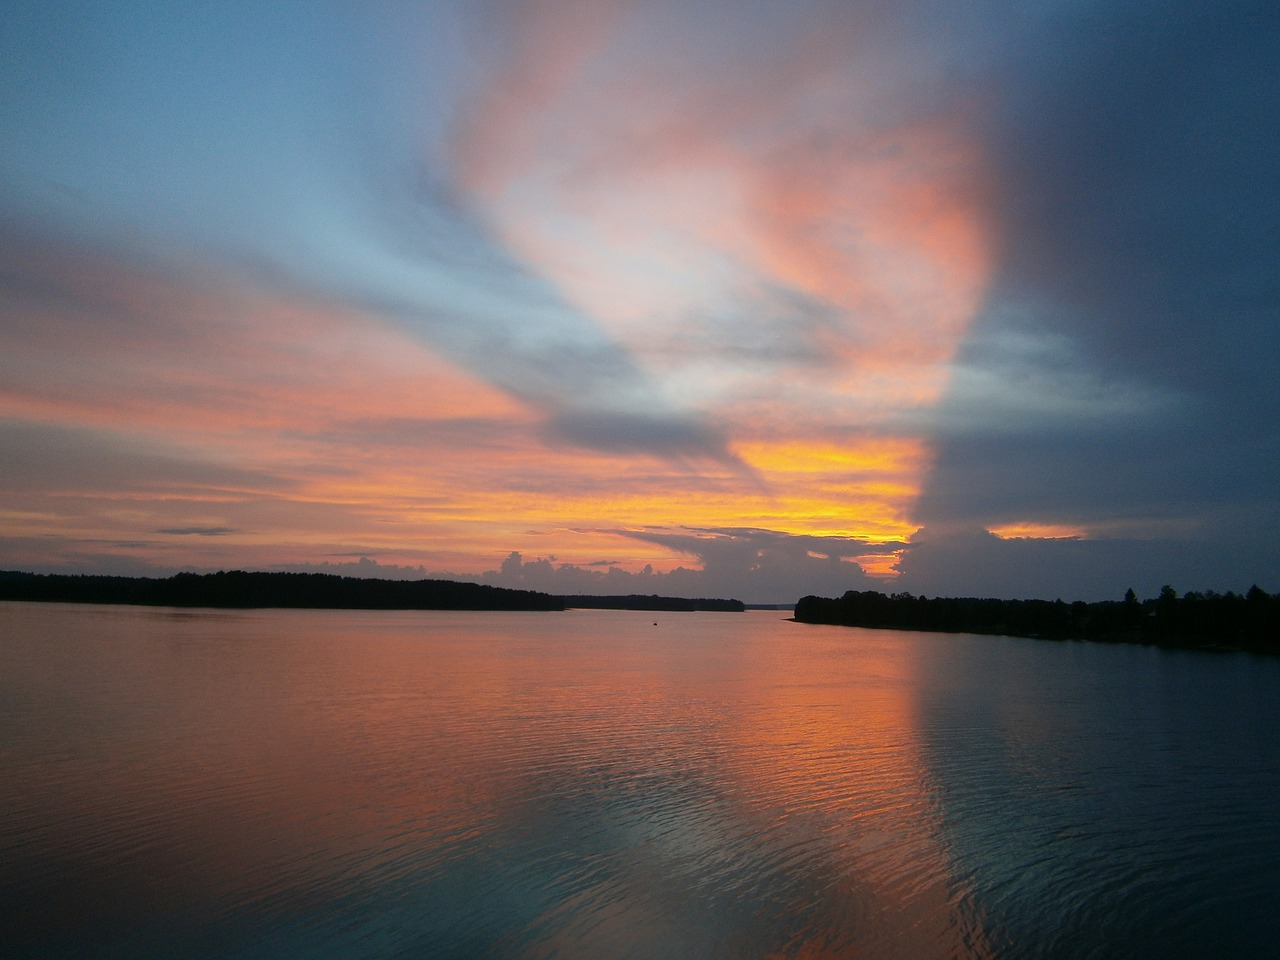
[157, 528, 238, 537]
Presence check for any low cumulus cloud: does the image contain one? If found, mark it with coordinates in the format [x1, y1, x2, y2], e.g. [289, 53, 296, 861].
[273, 556, 435, 580]
[478, 528, 892, 603]
[895, 527, 1278, 602]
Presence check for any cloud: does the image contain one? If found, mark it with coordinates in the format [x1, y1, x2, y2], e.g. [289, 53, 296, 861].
[895, 526, 1279, 602]
[446, 0, 999, 435]
[479, 527, 887, 603]
[903, 0, 1280, 596]
[544, 410, 740, 465]
[0, 537, 190, 579]
[157, 527, 237, 537]
[272, 556, 434, 580]
[3, 1, 1277, 601]
[0, 226, 529, 435]
[0, 6, 733, 466]
[0, 420, 286, 496]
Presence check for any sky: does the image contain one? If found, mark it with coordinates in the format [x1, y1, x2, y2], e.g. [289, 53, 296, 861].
[2, 0, 1277, 604]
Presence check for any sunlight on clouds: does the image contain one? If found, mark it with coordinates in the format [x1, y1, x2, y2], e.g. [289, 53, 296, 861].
[3, 0, 1273, 599]
[987, 522, 1088, 540]
[0, 242, 529, 443]
[448, 0, 996, 559]
[733, 437, 925, 541]
[2, 1, 999, 589]
[738, 437, 927, 479]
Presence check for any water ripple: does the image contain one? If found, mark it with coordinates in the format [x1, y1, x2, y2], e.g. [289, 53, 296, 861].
[3, 606, 1280, 958]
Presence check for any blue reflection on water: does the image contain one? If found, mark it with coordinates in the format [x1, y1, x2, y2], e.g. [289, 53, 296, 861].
[912, 634, 1280, 959]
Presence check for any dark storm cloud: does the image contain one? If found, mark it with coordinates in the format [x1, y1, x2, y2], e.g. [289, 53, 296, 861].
[896, 526, 1278, 602]
[912, 0, 1280, 593]
[985, 0, 1280, 390]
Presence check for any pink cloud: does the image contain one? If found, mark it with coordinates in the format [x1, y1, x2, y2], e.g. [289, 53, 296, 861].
[450, 0, 633, 196]
[446, 1, 997, 447]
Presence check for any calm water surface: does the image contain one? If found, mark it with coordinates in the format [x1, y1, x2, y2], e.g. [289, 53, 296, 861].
[2, 602, 1279, 958]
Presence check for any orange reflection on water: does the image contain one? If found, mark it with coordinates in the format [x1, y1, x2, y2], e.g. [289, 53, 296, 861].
[715, 623, 996, 958]
[3, 606, 997, 956]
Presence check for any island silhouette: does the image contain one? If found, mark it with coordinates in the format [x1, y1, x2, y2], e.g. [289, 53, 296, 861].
[0, 570, 745, 613]
[5, 570, 1276, 651]
[795, 586, 1280, 654]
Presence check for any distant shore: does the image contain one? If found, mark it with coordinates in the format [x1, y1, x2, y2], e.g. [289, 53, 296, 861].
[795, 586, 1280, 654]
[0, 570, 744, 613]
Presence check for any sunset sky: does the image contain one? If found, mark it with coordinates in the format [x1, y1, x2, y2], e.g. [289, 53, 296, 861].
[2, 0, 1277, 603]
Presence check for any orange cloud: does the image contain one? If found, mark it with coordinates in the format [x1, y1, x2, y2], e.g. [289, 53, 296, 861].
[446, 4, 997, 570]
[0, 242, 526, 439]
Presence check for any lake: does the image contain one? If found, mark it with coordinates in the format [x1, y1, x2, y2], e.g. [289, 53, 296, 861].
[3, 602, 1279, 959]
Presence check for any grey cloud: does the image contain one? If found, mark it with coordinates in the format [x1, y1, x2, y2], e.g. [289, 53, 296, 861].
[272, 556, 434, 580]
[0, 420, 288, 495]
[545, 411, 739, 463]
[653, 283, 843, 369]
[157, 527, 237, 537]
[625, 526, 903, 558]
[471, 526, 884, 604]
[291, 416, 523, 451]
[355, 254, 739, 464]
[978, 0, 1280, 398]
[911, 0, 1280, 596]
[0, 537, 182, 578]
[895, 526, 1279, 602]
[908, 322, 1182, 440]
[615, 527, 882, 602]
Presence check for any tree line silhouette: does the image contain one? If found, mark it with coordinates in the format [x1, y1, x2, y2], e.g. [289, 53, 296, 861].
[0, 571, 747, 613]
[795, 585, 1280, 653]
[0, 570, 565, 611]
[561, 594, 744, 612]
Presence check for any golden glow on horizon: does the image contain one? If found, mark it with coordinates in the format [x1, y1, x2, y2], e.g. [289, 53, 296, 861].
[988, 522, 1086, 540]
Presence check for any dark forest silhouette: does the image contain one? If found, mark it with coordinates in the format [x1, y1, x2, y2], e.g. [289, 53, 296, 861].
[0, 570, 564, 611]
[561, 594, 744, 612]
[6, 571, 1277, 650]
[0, 570, 746, 613]
[795, 585, 1280, 653]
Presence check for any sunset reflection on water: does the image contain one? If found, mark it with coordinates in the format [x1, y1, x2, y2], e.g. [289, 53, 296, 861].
[5, 603, 1278, 958]
[1, 605, 990, 958]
